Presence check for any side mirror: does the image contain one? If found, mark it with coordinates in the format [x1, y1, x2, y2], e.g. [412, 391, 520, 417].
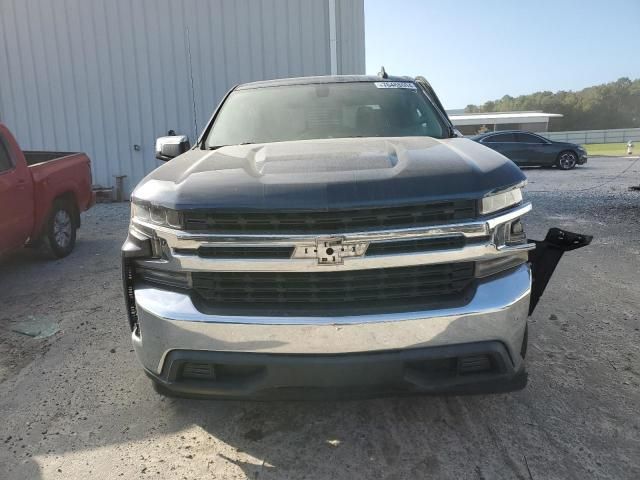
[155, 135, 190, 161]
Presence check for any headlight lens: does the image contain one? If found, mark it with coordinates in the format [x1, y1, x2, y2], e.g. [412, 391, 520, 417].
[131, 202, 150, 222]
[480, 187, 523, 215]
[131, 202, 183, 229]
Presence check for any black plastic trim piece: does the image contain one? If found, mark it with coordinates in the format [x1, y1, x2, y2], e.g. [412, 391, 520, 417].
[145, 341, 526, 400]
[528, 228, 592, 315]
[121, 231, 153, 332]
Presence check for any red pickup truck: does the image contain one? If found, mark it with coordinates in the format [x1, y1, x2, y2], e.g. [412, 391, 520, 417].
[0, 124, 94, 258]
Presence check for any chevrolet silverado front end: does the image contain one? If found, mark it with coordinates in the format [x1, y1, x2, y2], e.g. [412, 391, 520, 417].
[122, 75, 589, 398]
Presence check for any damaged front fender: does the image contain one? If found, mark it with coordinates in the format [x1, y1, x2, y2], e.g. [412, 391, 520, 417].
[528, 228, 593, 315]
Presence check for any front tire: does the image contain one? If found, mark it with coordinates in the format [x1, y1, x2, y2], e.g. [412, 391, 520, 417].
[43, 201, 77, 258]
[556, 151, 578, 170]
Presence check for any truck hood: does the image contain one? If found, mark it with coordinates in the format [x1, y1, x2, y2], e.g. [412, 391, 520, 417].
[132, 137, 525, 211]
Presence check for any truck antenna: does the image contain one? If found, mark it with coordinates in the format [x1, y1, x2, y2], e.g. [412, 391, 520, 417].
[378, 66, 388, 79]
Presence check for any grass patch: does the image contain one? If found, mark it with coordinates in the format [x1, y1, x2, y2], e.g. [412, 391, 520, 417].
[583, 143, 635, 156]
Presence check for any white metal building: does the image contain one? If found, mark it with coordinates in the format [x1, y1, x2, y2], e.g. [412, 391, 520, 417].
[0, 0, 365, 194]
[449, 111, 563, 136]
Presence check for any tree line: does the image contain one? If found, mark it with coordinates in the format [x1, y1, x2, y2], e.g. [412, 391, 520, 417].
[464, 77, 640, 131]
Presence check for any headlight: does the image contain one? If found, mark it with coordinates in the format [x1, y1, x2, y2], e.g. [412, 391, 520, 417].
[131, 202, 150, 222]
[131, 202, 183, 229]
[480, 187, 523, 215]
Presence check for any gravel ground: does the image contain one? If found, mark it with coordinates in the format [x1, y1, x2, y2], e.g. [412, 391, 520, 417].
[1, 157, 639, 480]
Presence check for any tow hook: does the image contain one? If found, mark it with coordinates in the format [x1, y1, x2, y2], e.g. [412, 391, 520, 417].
[528, 228, 593, 315]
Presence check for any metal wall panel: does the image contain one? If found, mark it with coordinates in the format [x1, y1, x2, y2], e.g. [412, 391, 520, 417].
[335, 0, 366, 75]
[0, 0, 365, 193]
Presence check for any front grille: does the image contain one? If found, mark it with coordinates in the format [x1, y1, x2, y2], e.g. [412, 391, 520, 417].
[176, 238, 468, 260]
[366, 236, 465, 256]
[183, 201, 477, 233]
[174, 246, 294, 259]
[191, 263, 475, 315]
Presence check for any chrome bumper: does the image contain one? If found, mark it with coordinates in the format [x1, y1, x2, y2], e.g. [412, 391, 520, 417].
[132, 264, 531, 375]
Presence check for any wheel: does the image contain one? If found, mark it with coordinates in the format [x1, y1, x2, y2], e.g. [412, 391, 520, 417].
[556, 151, 578, 170]
[43, 201, 77, 258]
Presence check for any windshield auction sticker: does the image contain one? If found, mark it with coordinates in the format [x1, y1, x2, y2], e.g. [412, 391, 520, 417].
[374, 82, 417, 89]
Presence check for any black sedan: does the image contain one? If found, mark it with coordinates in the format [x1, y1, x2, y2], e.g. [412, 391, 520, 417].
[471, 130, 588, 170]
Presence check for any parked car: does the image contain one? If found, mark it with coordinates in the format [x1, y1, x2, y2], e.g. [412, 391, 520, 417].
[0, 124, 94, 258]
[471, 130, 588, 169]
[122, 75, 590, 399]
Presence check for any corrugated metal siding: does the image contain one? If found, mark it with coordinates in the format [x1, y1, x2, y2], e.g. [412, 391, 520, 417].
[0, 0, 365, 193]
[335, 0, 366, 75]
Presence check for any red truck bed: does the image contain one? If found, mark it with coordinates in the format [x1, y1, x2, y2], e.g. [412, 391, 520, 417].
[0, 124, 94, 257]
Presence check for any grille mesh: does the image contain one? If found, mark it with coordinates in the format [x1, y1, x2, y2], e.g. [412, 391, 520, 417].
[366, 236, 465, 256]
[183, 201, 477, 233]
[191, 263, 475, 314]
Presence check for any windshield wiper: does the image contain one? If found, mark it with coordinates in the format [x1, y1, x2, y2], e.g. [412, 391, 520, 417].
[208, 142, 255, 150]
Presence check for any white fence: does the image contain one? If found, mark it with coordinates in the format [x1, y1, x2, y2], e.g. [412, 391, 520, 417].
[536, 128, 640, 144]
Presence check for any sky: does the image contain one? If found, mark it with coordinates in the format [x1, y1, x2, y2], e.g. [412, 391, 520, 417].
[365, 0, 640, 109]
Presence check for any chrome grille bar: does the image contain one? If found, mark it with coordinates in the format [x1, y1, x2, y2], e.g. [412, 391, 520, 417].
[131, 203, 533, 273]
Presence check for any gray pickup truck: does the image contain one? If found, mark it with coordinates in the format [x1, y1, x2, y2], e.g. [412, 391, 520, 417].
[122, 74, 590, 399]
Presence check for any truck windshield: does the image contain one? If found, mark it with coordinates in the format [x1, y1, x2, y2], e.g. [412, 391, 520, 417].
[205, 81, 448, 148]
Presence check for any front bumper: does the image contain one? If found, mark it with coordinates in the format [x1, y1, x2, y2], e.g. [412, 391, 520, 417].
[146, 341, 527, 399]
[131, 264, 531, 397]
[578, 153, 588, 164]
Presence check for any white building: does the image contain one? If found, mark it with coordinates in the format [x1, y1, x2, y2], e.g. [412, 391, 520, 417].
[0, 0, 365, 194]
[449, 111, 563, 136]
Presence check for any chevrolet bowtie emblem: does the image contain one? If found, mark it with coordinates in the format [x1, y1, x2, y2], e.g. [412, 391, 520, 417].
[292, 237, 369, 264]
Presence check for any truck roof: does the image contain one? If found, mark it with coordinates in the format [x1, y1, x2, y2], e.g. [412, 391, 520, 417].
[236, 74, 415, 90]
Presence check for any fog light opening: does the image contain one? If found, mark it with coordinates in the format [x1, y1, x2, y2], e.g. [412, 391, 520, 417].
[457, 355, 493, 375]
[181, 363, 216, 380]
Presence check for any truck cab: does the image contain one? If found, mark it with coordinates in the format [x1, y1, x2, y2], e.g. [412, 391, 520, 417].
[0, 128, 34, 254]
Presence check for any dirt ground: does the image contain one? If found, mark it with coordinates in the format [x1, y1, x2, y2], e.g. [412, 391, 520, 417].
[1, 157, 639, 480]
